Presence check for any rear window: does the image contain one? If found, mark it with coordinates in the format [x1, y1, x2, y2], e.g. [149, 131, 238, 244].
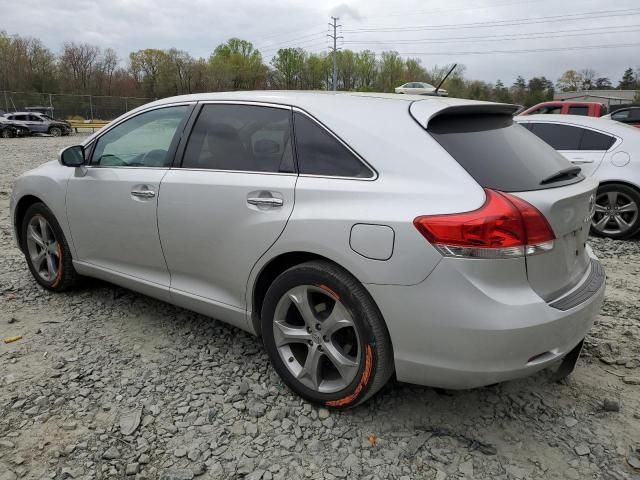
[428, 114, 582, 192]
[568, 106, 589, 116]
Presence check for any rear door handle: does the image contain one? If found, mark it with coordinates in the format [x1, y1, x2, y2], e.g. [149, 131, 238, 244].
[131, 189, 156, 198]
[247, 197, 284, 207]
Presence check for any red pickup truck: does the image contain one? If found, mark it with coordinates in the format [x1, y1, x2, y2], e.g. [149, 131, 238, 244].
[519, 101, 608, 117]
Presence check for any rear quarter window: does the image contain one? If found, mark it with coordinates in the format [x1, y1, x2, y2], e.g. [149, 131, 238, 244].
[529, 123, 583, 150]
[427, 114, 580, 192]
[293, 112, 373, 178]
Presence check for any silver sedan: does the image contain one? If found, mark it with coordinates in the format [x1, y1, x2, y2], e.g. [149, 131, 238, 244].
[11, 92, 604, 407]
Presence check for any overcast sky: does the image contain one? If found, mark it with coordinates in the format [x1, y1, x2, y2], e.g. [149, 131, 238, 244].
[2, 0, 639, 85]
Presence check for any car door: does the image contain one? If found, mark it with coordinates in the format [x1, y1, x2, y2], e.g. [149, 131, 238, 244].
[158, 102, 296, 316]
[528, 122, 611, 176]
[66, 104, 193, 297]
[29, 115, 47, 133]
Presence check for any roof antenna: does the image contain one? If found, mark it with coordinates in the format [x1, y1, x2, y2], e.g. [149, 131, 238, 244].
[434, 63, 457, 96]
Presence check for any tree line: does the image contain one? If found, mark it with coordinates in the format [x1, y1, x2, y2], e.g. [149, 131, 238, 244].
[1, 31, 639, 107]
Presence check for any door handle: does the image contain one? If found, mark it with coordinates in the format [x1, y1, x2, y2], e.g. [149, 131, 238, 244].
[571, 159, 593, 164]
[247, 197, 284, 207]
[131, 189, 156, 198]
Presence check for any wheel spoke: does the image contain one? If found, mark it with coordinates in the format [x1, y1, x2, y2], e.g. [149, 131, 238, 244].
[273, 321, 311, 347]
[31, 250, 46, 270]
[297, 345, 323, 390]
[27, 224, 45, 248]
[288, 285, 317, 327]
[613, 215, 631, 231]
[322, 302, 354, 336]
[46, 254, 57, 278]
[594, 204, 608, 213]
[323, 342, 359, 381]
[617, 202, 638, 214]
[38, 218, 50, 243]
[594, 214, 611, 229]
[607, 191, 618, 207]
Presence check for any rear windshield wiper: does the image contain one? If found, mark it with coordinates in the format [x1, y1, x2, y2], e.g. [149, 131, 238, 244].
[540, 166, 582, 185]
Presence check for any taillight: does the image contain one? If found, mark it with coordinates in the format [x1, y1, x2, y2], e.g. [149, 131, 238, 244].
[413, 189, 555, 259]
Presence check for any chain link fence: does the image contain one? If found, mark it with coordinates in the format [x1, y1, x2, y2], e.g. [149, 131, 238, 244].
[1, 91, 154, 121]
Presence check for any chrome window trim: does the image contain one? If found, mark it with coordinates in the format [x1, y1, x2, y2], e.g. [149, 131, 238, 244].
[292, 107, 378, 181]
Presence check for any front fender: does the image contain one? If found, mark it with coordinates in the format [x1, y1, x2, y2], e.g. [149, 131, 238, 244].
[11, 161, 75, 256]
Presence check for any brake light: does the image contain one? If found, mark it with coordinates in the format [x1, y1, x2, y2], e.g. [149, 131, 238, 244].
[413, 189, 555, 258]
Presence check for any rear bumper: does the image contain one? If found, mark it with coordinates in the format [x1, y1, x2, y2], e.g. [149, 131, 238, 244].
[366, 248, 605, 389]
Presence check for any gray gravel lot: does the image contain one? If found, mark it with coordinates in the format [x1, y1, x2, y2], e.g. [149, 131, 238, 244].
[1, 135, 640, 480]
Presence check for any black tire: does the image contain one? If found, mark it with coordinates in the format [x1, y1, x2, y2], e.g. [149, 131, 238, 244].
[590, 183, 640, 239]
[21, 202, 78, 291]
[261, 260, 394, 408]
[48, 126, 62, 137]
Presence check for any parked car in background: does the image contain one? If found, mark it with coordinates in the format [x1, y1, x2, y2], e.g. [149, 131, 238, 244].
[395, 82, 448, 96]
[3, 112, 71, 136]
[0, 118, 30, 138]
[602, 106, 640, 128]
[11, 92, 604, 407]
[519, 101, 607, 117]
[516, 114, 640, 239]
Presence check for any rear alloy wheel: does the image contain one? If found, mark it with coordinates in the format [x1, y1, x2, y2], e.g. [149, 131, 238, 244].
[21, 203, 78, 291]
[591, 184, 640, 239]
[48, 126, 62, 137]
[261, 261, 394, 408]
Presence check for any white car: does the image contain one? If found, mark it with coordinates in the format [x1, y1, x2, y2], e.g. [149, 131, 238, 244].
[516, 114, 640, 239]
[395, 82, 448, 96]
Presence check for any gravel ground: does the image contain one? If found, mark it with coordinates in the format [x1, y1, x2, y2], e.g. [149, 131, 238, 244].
[1, 135, 640, 480]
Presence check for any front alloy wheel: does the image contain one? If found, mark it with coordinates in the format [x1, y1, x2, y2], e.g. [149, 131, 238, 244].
[261, 261, 394, 408]
[591, 184, 640, 239]
[21, 202, 78, 291]
[49, 126, 62, 137]
[26, 215, 61, 283]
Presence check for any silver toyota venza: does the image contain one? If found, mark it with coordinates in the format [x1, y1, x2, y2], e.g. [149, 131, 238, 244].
[10, 92, 605, 408]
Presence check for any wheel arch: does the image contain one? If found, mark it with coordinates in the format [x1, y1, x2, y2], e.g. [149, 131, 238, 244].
[597, 179, 640, 193]
[13, 194, 46, 252]
[251, 251, 363, 336]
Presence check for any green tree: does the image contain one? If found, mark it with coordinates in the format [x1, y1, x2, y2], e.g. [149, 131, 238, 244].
[209, 38, 264, 90]
[354, 50, 377, 90]
[270, 48, 305, 89]
[556, 70, 583, 92]
[337, 50, 357, 90]
[618, 67, 636, 89]
[376, 51, 404, 92]
[404, 58, 427, 82]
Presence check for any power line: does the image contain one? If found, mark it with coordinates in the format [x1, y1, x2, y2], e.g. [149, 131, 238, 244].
[343, 7, 640, 33]
[359, 0, 547, 20]
[366, 41, 640, 56]
[342, 25, 640, 45]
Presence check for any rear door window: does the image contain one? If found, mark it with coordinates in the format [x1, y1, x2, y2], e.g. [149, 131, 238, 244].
[182, 104, 294, 173]
[529, 123, 583, 150]
[568, 106, 589, 116]
[427, 114, 580, 192]
[293, 112, 373, 178]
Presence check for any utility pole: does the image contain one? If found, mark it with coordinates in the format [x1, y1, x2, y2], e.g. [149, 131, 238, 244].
[328, 16, 342, 91]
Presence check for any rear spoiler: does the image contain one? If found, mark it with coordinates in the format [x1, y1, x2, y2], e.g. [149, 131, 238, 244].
[409, 101, 520, 129]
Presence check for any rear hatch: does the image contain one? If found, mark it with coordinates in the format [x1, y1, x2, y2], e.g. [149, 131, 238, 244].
[410, 101, 597, 301]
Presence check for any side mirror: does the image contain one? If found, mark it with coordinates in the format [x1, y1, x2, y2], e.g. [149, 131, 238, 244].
[58, 145, 85, 167]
